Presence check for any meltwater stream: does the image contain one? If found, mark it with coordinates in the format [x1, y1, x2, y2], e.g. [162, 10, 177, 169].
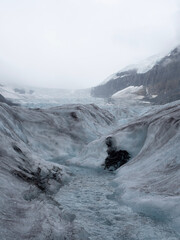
[53, 162, 178, 240]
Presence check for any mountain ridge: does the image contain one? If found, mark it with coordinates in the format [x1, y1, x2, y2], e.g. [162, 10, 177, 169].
[91, 46, 180, 104]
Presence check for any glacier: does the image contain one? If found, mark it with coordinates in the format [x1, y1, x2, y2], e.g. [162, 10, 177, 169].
[0, 85, 180, 239]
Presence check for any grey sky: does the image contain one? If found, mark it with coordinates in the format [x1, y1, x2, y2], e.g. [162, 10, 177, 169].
[0, 0, 179, 89]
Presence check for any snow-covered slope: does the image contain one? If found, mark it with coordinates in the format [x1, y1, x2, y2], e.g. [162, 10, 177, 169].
[100, 53, 165, 86]
[111, 85, 145, 101]
[121, 52, 167, 74]
[92, 46, 180, 104]
[0, 102, 114, 239]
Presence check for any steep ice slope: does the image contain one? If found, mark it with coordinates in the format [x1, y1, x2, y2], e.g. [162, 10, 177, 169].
[0, 102, 114, 239]
[71, 101, 180, 235]
[114, 101, 180, 234]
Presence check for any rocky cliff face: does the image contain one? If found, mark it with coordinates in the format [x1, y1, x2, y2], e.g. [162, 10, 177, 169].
[91, 47, 180, 104]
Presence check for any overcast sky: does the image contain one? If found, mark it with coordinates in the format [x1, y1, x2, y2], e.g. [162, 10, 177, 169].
[0, 0, 179, 89]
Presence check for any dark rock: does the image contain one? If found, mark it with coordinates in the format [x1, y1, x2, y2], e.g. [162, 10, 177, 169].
[104, 150, 130, 170]
[104, 136, 130, 170]
[12, 165, 62, 194]
[13, 145, 23, 154]
[29, 90, 34, 94]
[105, 136, 116, 148]
[14, 88, 26, 94]
[70, 111, 78, 120]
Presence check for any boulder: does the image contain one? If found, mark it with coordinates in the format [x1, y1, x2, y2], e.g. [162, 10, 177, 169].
[104, 136, 130, 170]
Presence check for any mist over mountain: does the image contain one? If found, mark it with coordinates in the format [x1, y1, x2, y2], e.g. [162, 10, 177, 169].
[91, 46, 180, 104]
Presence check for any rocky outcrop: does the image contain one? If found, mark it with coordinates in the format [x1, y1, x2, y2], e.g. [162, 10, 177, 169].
[91, 47, 180, 104]
[13, 88, 34, 95]
[104, 136, 130, 170]
[14, 88, 26, 94]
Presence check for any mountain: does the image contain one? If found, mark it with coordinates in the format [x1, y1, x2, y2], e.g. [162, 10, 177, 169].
[91, 46, 180, 104]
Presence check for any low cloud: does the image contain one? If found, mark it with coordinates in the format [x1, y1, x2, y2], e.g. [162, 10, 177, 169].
[175, 10, 180, 43]
[0, 0, 179, 89]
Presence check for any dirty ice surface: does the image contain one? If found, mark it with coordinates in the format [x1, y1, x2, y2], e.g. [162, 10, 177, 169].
[0, 85, 180, 239]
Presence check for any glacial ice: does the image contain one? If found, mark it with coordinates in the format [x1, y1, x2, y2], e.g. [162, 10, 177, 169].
[0, 100, 115, 239]
[0, 87, 180, 239]
[67, 100, 180, 238]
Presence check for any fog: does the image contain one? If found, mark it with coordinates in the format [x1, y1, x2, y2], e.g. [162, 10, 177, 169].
[0, 0, 179, 89]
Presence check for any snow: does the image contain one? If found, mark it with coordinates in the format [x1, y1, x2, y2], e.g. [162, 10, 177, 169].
[119, 74, 130, 78]
[0, 85, 180, 239]
[122, 53, 164, 74]
[99, 73, 117, 85]
[98, 49, 172, 86]
[111, 85, 145, 100]
[99, 73, 131, 86]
